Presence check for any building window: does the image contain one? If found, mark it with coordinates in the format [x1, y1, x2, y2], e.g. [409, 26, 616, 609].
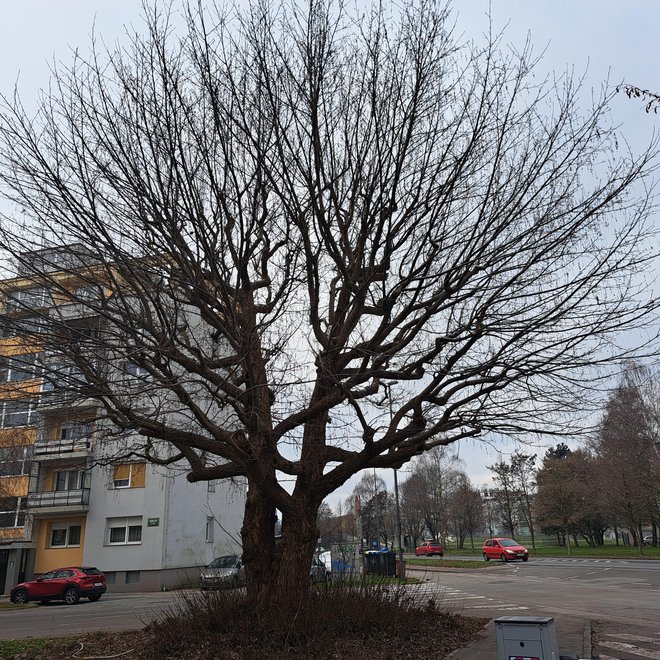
[0, 353, 42, 383]
[59, 420, 94, 441]
[124, 362, 151, 380]
[0, 401, 36, 427]
[53, 469, 85, 491]
[125, 571, 141, 584]
[205, 517, 214, 543]
[49, 523, 82, 548]
[0, 445, 31, 476]
[106, 516, 143, 545]
[41, 364, 86, 392]
[0, 497, 26, 528]
[0, 316, 46, 339]
[74, 285, 104, 303]
[5, 287, 49, 312]
[112, 463, 146, 489]
[104, 571, 116, 585]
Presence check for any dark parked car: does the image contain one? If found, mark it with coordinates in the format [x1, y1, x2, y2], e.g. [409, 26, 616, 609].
[10, 567, 106, 605]
[200, 554, 245, 589]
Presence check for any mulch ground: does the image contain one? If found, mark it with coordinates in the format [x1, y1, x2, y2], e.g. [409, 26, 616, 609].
[3, 613, 487, 659]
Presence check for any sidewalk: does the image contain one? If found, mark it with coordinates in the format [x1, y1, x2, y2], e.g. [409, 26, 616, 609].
[447, 614, 592, 659]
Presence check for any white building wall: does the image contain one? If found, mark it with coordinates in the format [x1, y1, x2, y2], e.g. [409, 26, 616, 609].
[82, 456, 246, 591]
[162, 473, 246, 569]
[83, 462, 167, 572]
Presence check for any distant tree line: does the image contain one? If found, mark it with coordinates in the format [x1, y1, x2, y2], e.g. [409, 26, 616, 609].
[317, 365, 660, 554]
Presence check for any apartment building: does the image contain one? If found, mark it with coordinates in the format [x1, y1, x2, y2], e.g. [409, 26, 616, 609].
[0, 247, 245, 594]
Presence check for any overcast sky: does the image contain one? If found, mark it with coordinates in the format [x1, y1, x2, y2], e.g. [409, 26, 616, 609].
[1, 1, 657, 506]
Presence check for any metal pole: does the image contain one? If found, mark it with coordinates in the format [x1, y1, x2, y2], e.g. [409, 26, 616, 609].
[374, 467, 380, 549]
[387, 381, 404, 578]
[393, 466, 404, 579]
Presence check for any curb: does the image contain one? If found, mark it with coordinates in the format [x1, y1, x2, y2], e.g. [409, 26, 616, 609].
[405, 563, 506, 573]
[445, 619, 494, 659]
[583, 619, 592, 659]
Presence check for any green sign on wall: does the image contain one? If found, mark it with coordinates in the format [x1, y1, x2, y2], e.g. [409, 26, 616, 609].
[147, 518, 160, 527]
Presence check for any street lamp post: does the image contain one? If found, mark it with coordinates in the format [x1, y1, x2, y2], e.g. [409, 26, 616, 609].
[373, 467, 380, 549]
[393, 466, 404, 578]
[384, 381, 404, 579]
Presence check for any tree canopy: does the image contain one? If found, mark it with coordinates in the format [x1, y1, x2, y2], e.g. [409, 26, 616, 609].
[0, 0, 658, 605]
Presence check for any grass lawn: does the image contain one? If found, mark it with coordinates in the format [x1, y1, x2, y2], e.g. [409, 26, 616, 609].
[0, 638, 51, 657]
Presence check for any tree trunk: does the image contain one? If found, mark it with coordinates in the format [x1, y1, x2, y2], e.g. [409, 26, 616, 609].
[565, 527, 571, 556]
[274, 498, 321, 608]
[241, 480, 278, 602]
[242, 482, 321, 609]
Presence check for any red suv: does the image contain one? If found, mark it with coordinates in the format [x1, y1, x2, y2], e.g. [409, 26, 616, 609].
[415, 540, 444, 557]
[10, 567, 107, 605]
[483, 538, 528, 562]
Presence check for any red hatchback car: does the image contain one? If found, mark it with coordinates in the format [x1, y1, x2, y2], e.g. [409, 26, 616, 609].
[415, 540, 444, 557]
[10, 567, 107, 605]
[483, 538, 528, 562]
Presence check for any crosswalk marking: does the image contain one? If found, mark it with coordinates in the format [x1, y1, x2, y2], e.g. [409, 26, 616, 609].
[469, 604, 528, 610]
[407, 584, 528, 612]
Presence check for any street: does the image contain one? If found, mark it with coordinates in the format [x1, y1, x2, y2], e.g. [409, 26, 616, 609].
[407, 557, 660, 659]
[0, 591, 175, 640]
[1, 558, 659, 658]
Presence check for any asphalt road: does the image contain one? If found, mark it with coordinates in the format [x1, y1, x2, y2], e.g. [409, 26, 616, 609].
[1, 558, 659, 658]
[0, 591, 175, 640]
[407, 557, 660, 659]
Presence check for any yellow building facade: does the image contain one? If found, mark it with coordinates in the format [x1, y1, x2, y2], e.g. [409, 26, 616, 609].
[0, 256, 100, 591]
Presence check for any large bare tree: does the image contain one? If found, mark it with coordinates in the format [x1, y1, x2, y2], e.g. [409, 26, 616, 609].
[0, 0, 658, 606]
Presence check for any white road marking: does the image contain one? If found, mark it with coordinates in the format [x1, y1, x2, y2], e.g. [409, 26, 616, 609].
[414, 585, 526, 612]
[468, 604, 529, 610]
[603, 633, 660, 643]
[599, 640, 660, 659]
[498, 606, 529, 611]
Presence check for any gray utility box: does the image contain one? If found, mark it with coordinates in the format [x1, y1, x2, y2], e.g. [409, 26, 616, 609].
[495, 616, 560, 660]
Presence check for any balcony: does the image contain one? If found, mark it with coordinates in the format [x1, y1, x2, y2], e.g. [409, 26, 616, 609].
[50, 301, 98, 321]
[28, 488, 90, 514]
[33, 437, 91, 460]
[38, 390, 98, 412]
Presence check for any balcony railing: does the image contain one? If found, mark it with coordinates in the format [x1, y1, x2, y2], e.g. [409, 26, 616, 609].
[33, 438, 90, 457]
[28, 488, 90, 508]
